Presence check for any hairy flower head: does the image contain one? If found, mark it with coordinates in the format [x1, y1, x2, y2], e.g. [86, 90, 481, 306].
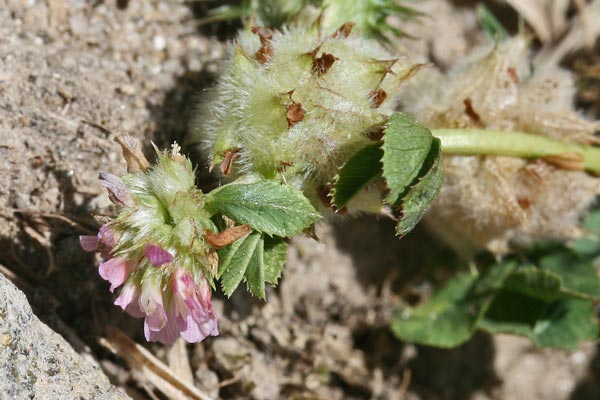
[81, 138, 221, 344]
[190, 22, 423, 211]
[401, 36, 600, 255]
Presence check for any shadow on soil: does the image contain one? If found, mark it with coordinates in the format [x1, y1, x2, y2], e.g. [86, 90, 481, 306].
[332, 216, 501, 399]
[570, 343, 600, 400]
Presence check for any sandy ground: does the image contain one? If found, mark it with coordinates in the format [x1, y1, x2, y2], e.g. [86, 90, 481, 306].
[1, 1, 600, 399]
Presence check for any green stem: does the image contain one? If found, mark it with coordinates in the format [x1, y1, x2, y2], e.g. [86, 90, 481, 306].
[433, 129, 600, 173]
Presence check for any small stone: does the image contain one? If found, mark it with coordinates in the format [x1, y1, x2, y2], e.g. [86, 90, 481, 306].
[0, 274, 129, 399]
[153, 35, 166, 52]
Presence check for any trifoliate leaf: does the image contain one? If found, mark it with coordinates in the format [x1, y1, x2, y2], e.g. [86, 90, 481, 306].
[393, 209, 600, 350]
[217, 231, 288, 298]
[206, 180, 320, 237]
[479, 294, 598, 350]
[382, 113, 434, 206]
[331, 143, 383, 209]
[219, 232, 262, 297]
[263, 236, 287, 285]
[396, 138, 443, 237]
[391, 273, 487, 348]
[391, 260, 518, 347]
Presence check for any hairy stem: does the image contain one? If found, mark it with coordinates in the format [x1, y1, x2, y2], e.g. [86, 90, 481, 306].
[433, 129, 600, 173]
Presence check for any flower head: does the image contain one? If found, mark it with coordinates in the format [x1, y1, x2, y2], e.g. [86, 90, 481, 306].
[189, 23, 423, 212]
[81, 137, 222, 344]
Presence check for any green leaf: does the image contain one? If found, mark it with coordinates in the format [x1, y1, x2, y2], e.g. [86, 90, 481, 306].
[391, 273, 486, 348]
[538, 251, 600, 300]
[217, 231, 288, 298]
[217, 232, 248, 279]
[479, 294, 598, 350]
[382, 113, 434, 206]
[582, 205, 600, 236]
[392, 225, 600, 350]
[502, 267, 563, 302]
[263, 236, 287, 285]
[531, 300, 598, 349]
[219, 232, 262, 297]
[206, 180, 320, 237]
[245, 237, 266, 299]
[396, 138, 444, 237]
[391, 261, 517, 348]
[332, 143, 383, 209]
[571, 204, 600, 257]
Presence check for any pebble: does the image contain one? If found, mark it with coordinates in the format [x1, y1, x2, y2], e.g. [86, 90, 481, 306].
[153, 35, 166, 52]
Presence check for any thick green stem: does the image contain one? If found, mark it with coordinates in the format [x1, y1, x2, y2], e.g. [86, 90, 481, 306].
[433, 129, 600, 173]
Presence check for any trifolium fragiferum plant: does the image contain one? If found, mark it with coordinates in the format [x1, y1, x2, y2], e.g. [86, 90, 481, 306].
[83, 2, 600, 349]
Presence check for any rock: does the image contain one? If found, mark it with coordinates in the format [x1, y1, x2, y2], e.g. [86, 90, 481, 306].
[0, 274, 130, 400]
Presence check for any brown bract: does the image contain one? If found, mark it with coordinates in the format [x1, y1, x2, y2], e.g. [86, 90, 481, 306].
[114, 135, 150, 173]
[205, 225, 251, 248]
[331, 22, 355, 39]
[369, 89, 387, 108]
[286, 101, 305, 127]
[252, 26, 274, 64]
[462, 98, 483, 127]
[312, 53, 338, 76]
[220, 148, 241, 176]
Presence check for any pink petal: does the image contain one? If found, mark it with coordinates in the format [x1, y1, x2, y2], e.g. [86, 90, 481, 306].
[190, 302, 219, 337]
[172, 269, 218, 342]
[139, 283, 167, 330]
[98, 257, 131, 292]
[98, 225, 116, 248]
[181, 312, 218, 342]
[99, 172, 130, 205]
[97, 226, 117, 259]
[179, 315, 207, 342]
[144, 318, 179, 344]
[114, 282, 145, 318]
[144, 304, 179, 344]
[79, 235, 99, 252]
[145, 307, 167, 331]
[144, 245, 174, 267]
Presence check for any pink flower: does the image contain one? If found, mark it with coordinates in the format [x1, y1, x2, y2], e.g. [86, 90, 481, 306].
[114, 280, 145, 318]
[144, 302, 181, 344]
[99, 172, 130, 205]
[98, 225, 116, 248]
[144, 244, 174, 267]
[139, 280, 168, 337]
[98, 257, 132, 292]
[79, 235, 99, 252]
[171, 268, 219, 343]
[79, 225, 116, 259]
[123, 269, 219, 345]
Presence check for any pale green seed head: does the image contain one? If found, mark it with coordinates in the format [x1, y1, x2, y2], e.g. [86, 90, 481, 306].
[190, 24, 420, 210]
